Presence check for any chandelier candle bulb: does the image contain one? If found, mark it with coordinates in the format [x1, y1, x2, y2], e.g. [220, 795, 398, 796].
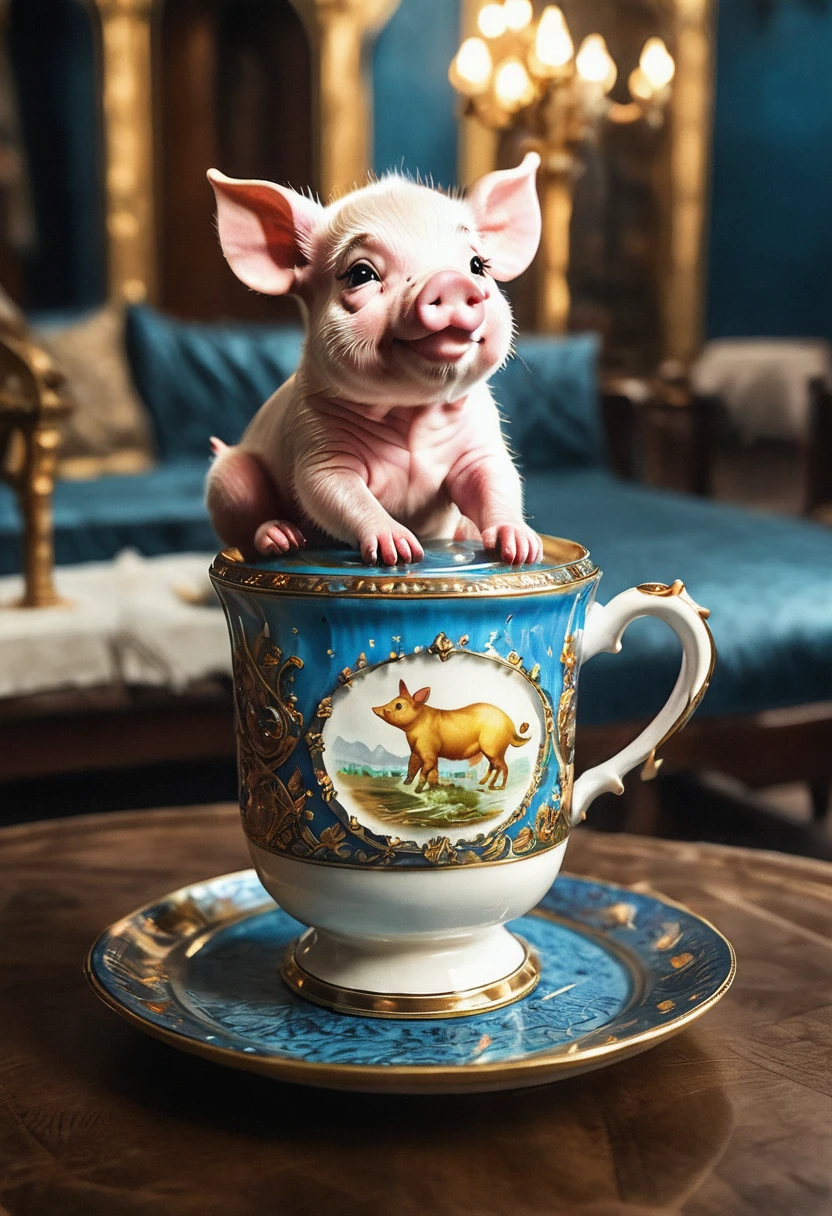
[478, 3, 507, 39]
[494, 57, 535, 110]
[451, 36, 493, 95]
[628, 66, 654, 103]
[533, 7, 574, 72]
[639, 37, 675, 91]
[575, 34, 617, 93]
[503, 0, 533, 31]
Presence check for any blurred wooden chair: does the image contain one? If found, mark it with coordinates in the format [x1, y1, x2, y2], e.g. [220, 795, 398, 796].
[0, 315, 73, 607]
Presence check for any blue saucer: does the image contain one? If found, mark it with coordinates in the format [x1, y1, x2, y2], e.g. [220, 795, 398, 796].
[86, 870, 734, 1094]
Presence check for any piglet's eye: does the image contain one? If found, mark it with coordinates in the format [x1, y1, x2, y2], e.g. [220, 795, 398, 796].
[470, 255, 488, 276]
[341, 262, 380, 289]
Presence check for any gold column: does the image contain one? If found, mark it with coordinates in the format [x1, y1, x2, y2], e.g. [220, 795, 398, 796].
[535, 154, 574, 334]
[457, 0, 497, 187]
[92, 0, 157, 305]
[287, 0, 402, 201]
[663, 0, 716, 365]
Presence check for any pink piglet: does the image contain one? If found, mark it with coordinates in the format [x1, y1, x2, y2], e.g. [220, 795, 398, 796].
[205, 154, 544, 566]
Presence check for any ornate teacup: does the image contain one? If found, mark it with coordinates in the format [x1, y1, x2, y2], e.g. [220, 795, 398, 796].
[210, 539, 714, 1018]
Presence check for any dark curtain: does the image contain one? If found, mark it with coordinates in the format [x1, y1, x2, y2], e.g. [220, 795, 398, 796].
[9, 0, 105, 311]
[158, 0, 312, 321]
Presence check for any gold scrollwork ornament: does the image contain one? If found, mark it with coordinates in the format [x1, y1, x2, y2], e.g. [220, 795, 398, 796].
[232, 623, 353, 862]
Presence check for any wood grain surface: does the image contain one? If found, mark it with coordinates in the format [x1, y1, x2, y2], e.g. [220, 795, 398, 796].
[0, 806, 829, 1216]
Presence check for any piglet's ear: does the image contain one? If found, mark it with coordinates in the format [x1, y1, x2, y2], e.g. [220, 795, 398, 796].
[398, 679, 410, 697]
[467, 152, 541, 282]
[413, 687, 430, 704]
[207, 169, 322, 295]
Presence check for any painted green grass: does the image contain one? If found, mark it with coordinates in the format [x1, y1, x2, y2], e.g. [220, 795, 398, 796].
[336, 766, 530, 829]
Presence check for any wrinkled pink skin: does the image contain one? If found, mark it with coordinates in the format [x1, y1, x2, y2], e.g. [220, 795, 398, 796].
[205, 154, 544, 566]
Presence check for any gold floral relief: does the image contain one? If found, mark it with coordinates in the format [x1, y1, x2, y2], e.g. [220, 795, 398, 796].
[556, 633, 579, 814]
[232, 621, 354, 863]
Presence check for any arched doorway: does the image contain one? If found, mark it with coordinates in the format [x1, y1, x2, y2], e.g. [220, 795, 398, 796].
[157, 0, 313, 320]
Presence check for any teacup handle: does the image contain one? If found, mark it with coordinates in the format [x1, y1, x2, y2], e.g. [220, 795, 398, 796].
[570, 580, 716, 826]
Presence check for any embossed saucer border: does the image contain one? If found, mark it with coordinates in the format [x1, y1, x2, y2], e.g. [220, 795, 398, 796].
[85, 871, 736, 1094]
[209, 536, 599, 599]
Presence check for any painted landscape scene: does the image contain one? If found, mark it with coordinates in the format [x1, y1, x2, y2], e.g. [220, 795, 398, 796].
[330, 736, 533, 830]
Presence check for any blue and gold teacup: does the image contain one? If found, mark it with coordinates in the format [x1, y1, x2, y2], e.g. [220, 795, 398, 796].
[210, 538, 714, 1018]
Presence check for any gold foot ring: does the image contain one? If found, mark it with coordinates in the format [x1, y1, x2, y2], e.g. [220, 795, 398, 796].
[280, 935, 541, 1020]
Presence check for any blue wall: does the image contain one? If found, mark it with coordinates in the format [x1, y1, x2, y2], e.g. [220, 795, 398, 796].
[707, 0, 832, 341]
[372, 0, 460, 188]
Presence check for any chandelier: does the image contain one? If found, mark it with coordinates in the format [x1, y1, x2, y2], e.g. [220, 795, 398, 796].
[451, 1, 675, 130]
[449, 1, 676, 332]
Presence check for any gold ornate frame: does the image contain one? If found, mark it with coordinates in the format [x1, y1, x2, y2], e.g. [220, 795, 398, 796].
[301, 630, 571, 867]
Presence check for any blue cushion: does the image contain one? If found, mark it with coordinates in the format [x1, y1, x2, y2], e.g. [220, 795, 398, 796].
[0, 460, 218, 574]
[491, 333, 604, 471]
[125, 306, 305, 461]
[524, 469, 832, 723]
[126, 308, 601, 471]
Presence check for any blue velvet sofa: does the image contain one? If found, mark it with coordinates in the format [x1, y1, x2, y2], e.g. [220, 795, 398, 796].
[3, 305, 832, 742]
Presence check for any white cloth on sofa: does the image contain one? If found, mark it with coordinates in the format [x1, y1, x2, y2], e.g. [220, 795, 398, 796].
[0, 551, 230, 699]
[691, 339, 832, 442]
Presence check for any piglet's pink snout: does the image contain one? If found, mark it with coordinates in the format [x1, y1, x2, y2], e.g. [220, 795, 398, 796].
[414, 271, 486, 335]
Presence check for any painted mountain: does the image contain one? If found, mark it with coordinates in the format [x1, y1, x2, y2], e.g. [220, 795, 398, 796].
[329, 736, 410, 772]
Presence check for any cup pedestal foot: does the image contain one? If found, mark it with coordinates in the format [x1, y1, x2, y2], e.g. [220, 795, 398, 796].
[280, 925, 540, 1019]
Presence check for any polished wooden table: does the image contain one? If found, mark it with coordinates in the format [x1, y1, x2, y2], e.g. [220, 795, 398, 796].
[1, 806, 830, 1216]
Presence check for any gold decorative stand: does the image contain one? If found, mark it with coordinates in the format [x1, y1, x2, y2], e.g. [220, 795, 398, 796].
[0, 325, 73, 608]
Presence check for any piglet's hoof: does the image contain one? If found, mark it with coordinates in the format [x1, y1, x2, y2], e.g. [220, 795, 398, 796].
[255, 520, 306, 555]
[481, 524, 543, 566]
[359, 527, 424, 567]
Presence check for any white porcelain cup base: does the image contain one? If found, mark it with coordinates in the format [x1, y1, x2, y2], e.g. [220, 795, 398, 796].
[248, 840, 566, 1017]
[297, 922, 525, 993]
[281, 926, 540, 1019]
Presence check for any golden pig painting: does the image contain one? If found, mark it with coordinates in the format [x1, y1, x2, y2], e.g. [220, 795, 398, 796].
[320, 651, 544, 835]
[373, 679, 530, 792]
